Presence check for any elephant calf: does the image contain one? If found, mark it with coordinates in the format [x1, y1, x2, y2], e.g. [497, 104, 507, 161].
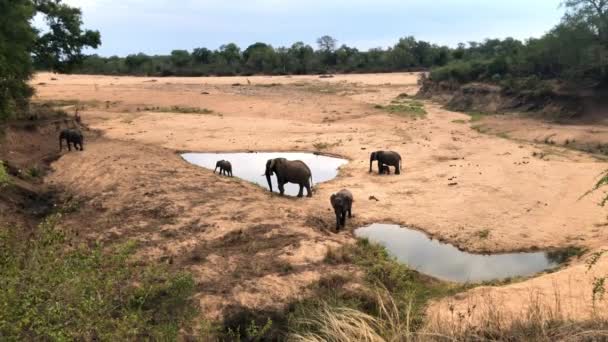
[59, 128, 84, 152]
[214, 160, 232, 177]
[370, 150, 402, 175]
[330, 189, 353, 232]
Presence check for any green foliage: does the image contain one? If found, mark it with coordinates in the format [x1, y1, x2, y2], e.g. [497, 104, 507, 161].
[0, 214, 196, 340]
[73, 35, 453, 76]
[428, 2, 608, 88]
[0, 0, 36, 120]
[0, 161, 10, 187]
[376, 98, 427, 119]
[33, 0, 101, 72]
[0, 0, 100, 121]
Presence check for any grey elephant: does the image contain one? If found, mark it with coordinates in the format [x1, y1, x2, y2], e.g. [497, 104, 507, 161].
[369, 150, 401, 175]
[330, 189, 353, 231]
[214, 160, 232, 177]
[59, 129, 84, 151]
[265, 158, 313, 197]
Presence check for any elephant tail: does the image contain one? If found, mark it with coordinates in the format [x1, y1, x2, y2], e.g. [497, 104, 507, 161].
[400, 156, 403, 170]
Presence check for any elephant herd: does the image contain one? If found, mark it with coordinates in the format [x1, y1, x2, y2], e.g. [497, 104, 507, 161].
[57, 123, 401, 231]
[214, 150, 403, 231]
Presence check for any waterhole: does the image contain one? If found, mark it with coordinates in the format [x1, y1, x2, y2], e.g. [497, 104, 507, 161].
[182, 152, 348, 196]
[355, 224, 562, 283]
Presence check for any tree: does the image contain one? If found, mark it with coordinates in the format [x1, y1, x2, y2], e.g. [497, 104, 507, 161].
[564, 0, 608, 43]
[33, 0, 101, 72]
[192, 47, 212, 64]
[317, 35, 337, 52]
[0, 0, 36, 119]
[170, 50, 191, 68]
[0, 0, 100, 120]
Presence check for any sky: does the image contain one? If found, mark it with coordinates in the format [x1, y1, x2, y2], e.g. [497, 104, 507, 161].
[58, 0, 565, 56]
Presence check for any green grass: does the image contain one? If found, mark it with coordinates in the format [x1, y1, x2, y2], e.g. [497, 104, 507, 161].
[143, 106, 214, 115]
[376, 99, 427, 119]
[452, 119, 467, 124]
[467, 111, 488, 122]
[0, 213, 197, 340]
[288, 239, 462, 338]
[0, 161, 10, 188]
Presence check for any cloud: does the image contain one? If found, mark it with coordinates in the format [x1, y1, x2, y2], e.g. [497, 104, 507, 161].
[62, 0, 565, 56]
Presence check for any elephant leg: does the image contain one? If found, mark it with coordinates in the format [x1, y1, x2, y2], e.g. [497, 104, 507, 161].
[68, 141, 72, 151]
[297, 184, 304, 198]
[348, 207, 352, 218]
[278, 182, 285, 196]
[340, 212, 346, 227]
[395, 164, 401, 175]
[305, 183, 312, 198]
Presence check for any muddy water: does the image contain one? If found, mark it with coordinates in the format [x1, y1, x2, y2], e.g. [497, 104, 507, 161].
[355, 224, 560, 283]
[182, 152, 348, 196]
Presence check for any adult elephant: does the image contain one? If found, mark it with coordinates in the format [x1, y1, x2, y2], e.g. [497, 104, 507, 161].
[369, 151, 402, 175]
[265, 158, 313, 197]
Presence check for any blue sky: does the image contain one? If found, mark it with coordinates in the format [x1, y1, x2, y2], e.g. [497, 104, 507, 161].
[61, 0, 565, 56]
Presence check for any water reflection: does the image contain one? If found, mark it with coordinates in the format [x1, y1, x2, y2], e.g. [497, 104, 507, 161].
[355, 224, 560, 283]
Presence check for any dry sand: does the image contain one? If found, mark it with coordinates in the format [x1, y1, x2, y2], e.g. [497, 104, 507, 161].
[33, 72, 608, 322]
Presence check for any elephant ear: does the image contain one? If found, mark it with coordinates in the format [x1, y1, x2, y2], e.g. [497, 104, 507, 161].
[269, 159, 276, 170]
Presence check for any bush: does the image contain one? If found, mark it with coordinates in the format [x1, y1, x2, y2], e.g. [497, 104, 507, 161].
[0, 214, 197, 340]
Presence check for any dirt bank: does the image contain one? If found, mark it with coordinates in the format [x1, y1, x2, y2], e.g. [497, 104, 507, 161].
[31, 72, 608, 323]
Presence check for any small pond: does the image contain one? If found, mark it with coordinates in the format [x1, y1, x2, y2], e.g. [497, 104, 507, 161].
[182, 152, 348, 196]
[355, 224, 561, 283]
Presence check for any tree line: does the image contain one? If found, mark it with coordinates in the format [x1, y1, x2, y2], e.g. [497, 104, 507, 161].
[72, 35, 451, 76]
[429, 0, 608, 90]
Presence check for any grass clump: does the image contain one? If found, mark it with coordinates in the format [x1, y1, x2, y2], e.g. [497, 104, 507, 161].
[0, 214, 197, 340]
[143, 106, 214, 115]
[289, 239, 461, 340]
[376, 99, 427, 119]
[0, 161, 10, 188]
[467, 111, 488, 122]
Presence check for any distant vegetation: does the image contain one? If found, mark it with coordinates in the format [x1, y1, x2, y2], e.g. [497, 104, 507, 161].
[429, 0, 608, 90]
[72, 36, 450, 76]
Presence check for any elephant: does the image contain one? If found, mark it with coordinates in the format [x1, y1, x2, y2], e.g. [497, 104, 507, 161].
[330, 189, 353, 231]
[59, 129, 84, 151]
[369, 151, 401, 175]
[265, 158, 313, 197]
[214, 160, 232, 177]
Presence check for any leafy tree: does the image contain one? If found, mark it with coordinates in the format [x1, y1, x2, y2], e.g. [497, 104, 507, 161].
[170, 50, 191, 68]
[0, 0, 100, 120]
[564, 0, 608, 43]
[192, 47, 212, 64]
[33, 0, 101, 72]
[0, 0, 36, 119]
[316, 35, 337, 52]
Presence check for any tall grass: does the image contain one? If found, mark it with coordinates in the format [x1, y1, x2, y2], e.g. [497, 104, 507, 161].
[0, 161, 10, 187]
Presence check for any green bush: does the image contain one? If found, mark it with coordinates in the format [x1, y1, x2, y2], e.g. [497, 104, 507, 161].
[0, 214, 197, 340]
